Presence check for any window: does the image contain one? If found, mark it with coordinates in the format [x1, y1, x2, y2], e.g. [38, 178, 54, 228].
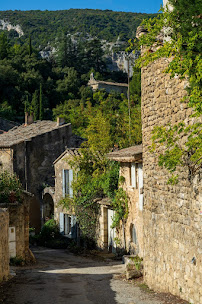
[63, 169, 73, 198]
[130, 224, 137, 244]
[130, 163, 137, 188]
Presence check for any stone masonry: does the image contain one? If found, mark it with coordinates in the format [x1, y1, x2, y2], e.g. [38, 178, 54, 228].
[141, 57, 201, 304]
[0, 208, 9, 282]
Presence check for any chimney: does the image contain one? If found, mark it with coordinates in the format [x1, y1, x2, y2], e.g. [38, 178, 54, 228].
[57, 117, 65, 126]
[25, 112, 34, 126]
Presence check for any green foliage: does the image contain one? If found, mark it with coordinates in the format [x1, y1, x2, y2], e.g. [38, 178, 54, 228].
[59, 112, 122, 239]
[130, 0, 202, 182]
[128, 255, 143, 271]
[40, 219, 60, 240]
[0, 10, 157, 47]
[39, 83, 44, 120]
[111, 187, 129, 229]
[150, 122, 202, 183]
[0, 171, 23, 204]
[10, 256, 24, 266]
[30, 219, 70, 249]
[53, 90, 142, 148]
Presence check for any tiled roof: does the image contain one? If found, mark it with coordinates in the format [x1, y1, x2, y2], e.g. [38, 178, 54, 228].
[53, 148, 81, 164]
[107, 144, 143, 162]
[97, 80, 128, 87]
[0, 121, 71, 148]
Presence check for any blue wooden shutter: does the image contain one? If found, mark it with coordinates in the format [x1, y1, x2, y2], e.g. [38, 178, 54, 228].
[69, 169, 73, 198]
[59, 212, 64, 234]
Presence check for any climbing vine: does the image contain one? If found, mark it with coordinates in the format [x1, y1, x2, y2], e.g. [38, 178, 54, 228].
[129, 0, 202, 183]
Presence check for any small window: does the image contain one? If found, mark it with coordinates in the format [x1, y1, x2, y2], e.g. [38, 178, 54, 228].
[130, 163, 138, 188]
[130, 224, 137, 244]
[63, 169, 73, 198]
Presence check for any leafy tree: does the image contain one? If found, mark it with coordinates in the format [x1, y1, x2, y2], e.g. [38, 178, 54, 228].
[31, 90, 39, 120]
[39, 83, 44, 120]
[28, 35, 32, 57]
[0, 171, 23, 204]
[0, 32, 9, 60]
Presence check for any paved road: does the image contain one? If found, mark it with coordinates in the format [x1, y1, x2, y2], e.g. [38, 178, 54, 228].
[2, 247, 166, 304]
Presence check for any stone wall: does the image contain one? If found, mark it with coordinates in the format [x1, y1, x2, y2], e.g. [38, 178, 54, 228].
[0, 208, 9, 282]
[141, 57, 201, 304]
[117, 163, 144, 256]
[12, 124, 74, 231]
[96, 203, 109, 250]
[8, 196, 30, 261]
[0, 148, 13, 173]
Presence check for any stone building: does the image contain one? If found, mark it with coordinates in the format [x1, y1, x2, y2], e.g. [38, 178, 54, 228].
[107, 145, 144, 256]
[0, 117, 82, 231]
[138, 22, 202, 304]
[52, 148, 79, 239]
[0, 208, 9, 282]
[52, 148, 116, 251]
[88, 73, 128, 95]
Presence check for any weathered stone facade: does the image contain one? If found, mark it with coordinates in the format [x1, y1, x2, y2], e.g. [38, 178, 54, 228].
[53, 149, 80, 237]
[0, 192, 34, 263]
[141, 57, 201, 304]
[119, 163, 143, 256]
[0, 208, 9, 282]
[107, 145, 144, 256]
[0, 121, 82, 231]
[96, 199, 110, 250]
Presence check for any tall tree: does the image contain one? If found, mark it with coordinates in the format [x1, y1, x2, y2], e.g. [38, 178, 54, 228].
[0, 32, 9, 60]
[28, 35, 32, 57]
[39, 84, 44, 120]
[31, 90, 39, 120]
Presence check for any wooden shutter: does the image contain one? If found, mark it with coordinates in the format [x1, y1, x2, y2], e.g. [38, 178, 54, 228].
[69, 169, 73, 198]
[138, 163, 143, 211]
[59, 212, 64, 234]
[131, 163, 136, 187]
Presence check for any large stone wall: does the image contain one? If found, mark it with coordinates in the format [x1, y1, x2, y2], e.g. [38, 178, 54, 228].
[0, 208, 9, 282]
[141, 57, 201, 304]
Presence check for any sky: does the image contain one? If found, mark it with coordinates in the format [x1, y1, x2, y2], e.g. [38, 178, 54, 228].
[1, 1, 163, 14]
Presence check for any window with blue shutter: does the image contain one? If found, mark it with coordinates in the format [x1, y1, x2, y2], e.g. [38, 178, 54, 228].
[62, 169, 73, 197]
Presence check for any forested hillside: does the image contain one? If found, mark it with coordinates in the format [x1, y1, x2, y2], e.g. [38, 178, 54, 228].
[0, 9, 156, 47]
[0, 9, 147, 148]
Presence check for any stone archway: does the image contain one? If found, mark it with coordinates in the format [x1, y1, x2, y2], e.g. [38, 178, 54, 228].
[42, 187, 55, 222]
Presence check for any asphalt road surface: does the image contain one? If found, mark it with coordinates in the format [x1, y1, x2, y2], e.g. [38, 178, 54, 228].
[1, 247, 183, 304]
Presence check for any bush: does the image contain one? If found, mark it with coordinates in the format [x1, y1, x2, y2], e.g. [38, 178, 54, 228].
[29, 219, 71, 249]
[40, 219, 60, 241]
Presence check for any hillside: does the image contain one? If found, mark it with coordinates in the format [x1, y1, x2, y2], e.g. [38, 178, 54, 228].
[0, 9, 157, 48]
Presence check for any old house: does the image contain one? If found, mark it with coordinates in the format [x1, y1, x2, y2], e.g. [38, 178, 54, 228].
[51, 148, 117, 251]
[107, 145, 144, 256]
[137, 3, 201, 303]
[0, 116, 82, 231]
[88, 73, 128, 95]
[52, 148, 79, 238]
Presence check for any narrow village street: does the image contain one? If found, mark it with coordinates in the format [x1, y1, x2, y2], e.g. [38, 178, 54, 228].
[0, 247, 188, 304]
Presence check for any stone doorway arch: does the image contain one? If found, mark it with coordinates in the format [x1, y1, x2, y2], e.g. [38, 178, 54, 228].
[42, 187, 55, 222]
